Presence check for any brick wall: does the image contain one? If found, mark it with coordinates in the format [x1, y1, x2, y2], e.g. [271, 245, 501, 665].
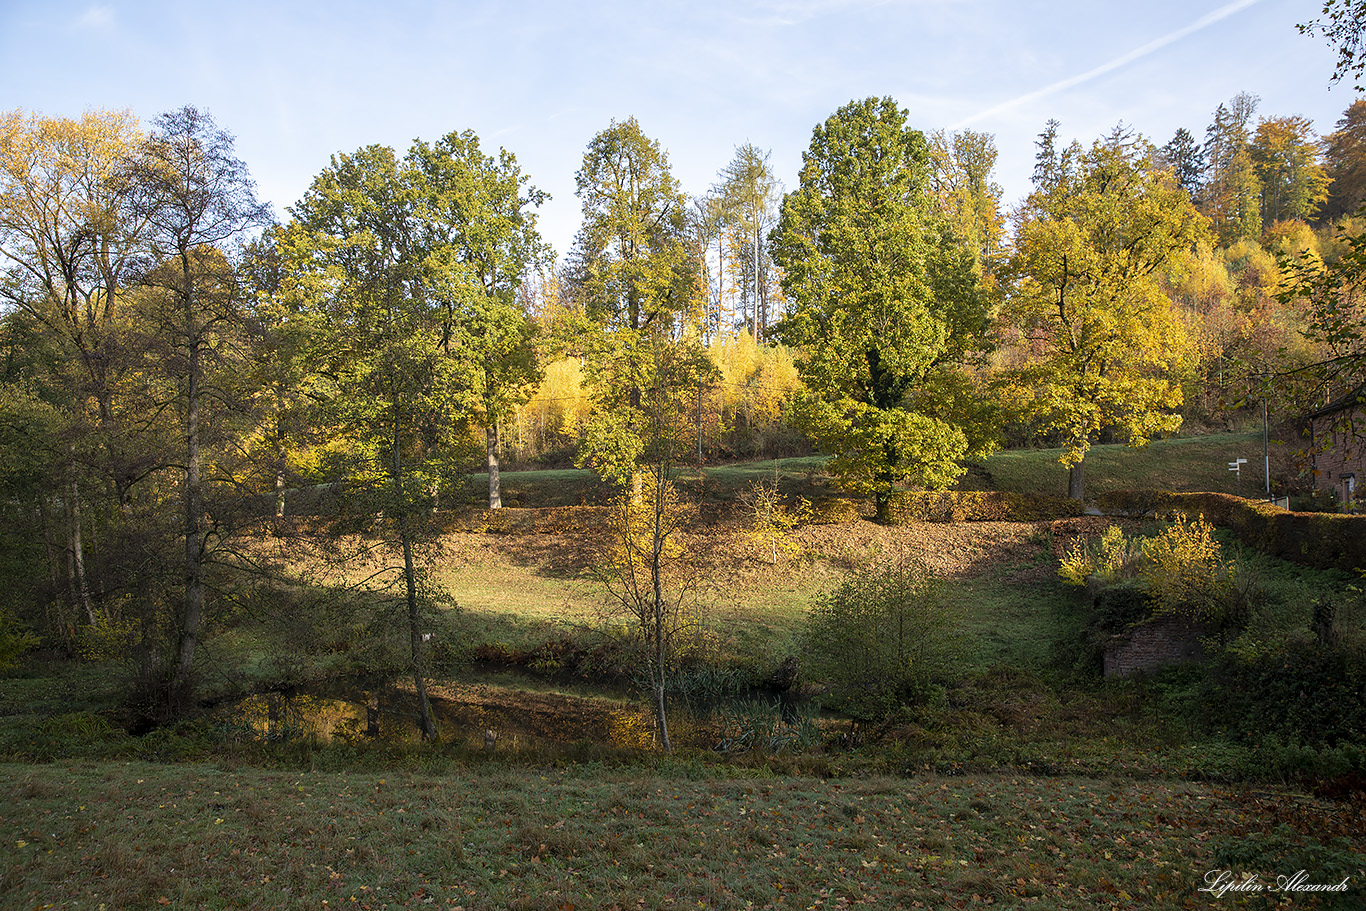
[1309, 403, 1365, 504]
[1103, 614, 1209, 678]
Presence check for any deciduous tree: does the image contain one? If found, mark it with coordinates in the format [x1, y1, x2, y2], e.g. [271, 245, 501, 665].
[1003, 137, 1208, 499]
[0, 109, 152, 629]
[285, 142, 480, 739]
[1299, 0, 1366, 89]
[771, 97, 992, 522]
[929, 128, 1004, 271]
[408, 131, 550, 508]
[566, 118, 696, 336]
[1322, 100, 1366, 221]
[1250, 115, 1331, 226]
[122, 105, 272, 715]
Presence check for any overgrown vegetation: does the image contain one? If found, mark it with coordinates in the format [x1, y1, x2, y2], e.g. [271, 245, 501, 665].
[800, 559, 961, 720]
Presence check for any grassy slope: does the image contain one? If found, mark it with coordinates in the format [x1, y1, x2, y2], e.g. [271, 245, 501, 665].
[454, 432, 1290, 506]
[972, 431, 1285, 498]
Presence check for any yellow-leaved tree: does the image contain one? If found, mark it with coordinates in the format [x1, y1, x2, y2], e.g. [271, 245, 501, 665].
[1003, 132, 1209, 499]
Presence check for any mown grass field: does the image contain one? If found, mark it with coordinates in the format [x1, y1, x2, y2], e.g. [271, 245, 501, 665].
[970, 431, 1293, 499]
[5, 759, 1364, 911]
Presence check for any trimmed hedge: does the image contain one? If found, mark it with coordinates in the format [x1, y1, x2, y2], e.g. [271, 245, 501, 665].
[806, 497, 865, 525]
[443, 506, 613, 536]
[883, 490, 1087, 524]
[1095, 490, 1366, 573]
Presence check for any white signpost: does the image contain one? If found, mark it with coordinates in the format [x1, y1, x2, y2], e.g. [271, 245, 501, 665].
[1229, 458, 1247, 496]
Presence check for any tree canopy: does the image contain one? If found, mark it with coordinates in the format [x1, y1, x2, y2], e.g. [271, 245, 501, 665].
[771, 96, 992, 522]
[1003, 135, 1208, 499]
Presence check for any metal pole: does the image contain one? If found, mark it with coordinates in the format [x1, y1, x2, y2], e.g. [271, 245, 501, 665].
[1263, 399, 1270, 498]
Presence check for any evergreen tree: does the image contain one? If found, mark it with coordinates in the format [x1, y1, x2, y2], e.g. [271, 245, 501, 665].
[1159, 127, 1205, 200]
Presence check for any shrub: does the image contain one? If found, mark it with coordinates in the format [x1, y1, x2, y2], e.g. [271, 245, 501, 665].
[0, 611, 39, 673]
[741, 480, 810, 563]
[1142, 513, 1243, 626]
[807, 497, 862, 525]
[1096, 490, 1366, 572]
[1058, 524, 1144, 592]
[1059, 514, 1255, 637]
[798, 559, 961, 721]
[1203, 637, 1366, 748]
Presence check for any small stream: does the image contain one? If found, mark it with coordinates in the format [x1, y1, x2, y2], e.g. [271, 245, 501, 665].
[212, 677, 816, 754]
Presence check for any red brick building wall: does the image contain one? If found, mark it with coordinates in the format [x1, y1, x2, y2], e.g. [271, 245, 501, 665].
[1307, 395, 1365, 506]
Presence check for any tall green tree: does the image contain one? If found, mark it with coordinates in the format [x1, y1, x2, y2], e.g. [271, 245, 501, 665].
[408, 130, 550, 508]
[1249, 115, 1331, 226]
[238, 224, 326, 518]
[1201, 94, 1263, 243]
[771, 97, 992, 522]
[1003, 138, 1208, 499]
[284, 143, 479, 740]
[565, 118, 707, 476]
[566, 117, 696, 336]
[1159, 127, 1205, 201]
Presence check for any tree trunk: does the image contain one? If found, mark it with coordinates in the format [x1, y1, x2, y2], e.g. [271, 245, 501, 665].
[172, 270, 204, 716]
[366, 692, 380, 737]
[753, 226, 762, 343]
[650, 476, 672, 753]
[1067, 456, 1086, 501]
[275, 466, 287, 518]
[66, 474, 96, 625]
[392, 397, 437, 741]
[402, 520, 438, 741]
[875, 489, 892, 524]
[486, 423, 502, 509]
[696, 385, 704, 470]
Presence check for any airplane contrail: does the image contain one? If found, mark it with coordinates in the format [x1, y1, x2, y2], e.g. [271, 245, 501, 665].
[952, 0, 1262, 128]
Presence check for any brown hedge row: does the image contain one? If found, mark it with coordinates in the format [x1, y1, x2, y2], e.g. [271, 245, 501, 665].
[883, 490, 1088, 524]
[1095, 490, 1366, 573]
[443, 506, 614, 535]
[806, 497, 866, 525]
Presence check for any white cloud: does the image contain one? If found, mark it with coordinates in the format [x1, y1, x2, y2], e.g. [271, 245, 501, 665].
[74, 5, 115, 30]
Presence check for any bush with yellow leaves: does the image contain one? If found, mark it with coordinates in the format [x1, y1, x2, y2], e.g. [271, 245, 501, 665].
[1059, 513, 1253, 631]
[1058, 524, 1145, 593]
[1141, 512, 1245, 626]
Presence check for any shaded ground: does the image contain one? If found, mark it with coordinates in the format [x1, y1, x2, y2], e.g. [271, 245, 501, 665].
[4, 760, 1362, 910]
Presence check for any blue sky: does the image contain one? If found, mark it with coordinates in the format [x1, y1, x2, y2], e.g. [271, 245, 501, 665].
[0, 0, 1351, 259]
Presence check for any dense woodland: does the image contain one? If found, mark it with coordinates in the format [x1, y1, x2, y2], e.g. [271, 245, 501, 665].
[3, 70, 1366, 722]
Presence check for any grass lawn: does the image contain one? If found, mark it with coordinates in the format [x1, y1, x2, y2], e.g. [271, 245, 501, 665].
[974, 432, 1287, 498]
[5, 759, 1362, 910]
